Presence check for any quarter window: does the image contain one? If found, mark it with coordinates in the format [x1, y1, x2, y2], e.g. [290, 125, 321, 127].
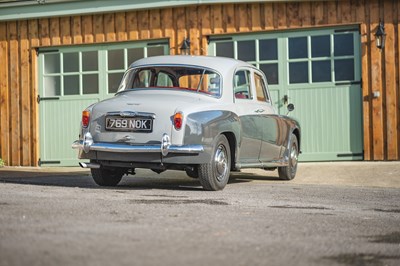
[254, 73, 269, 102]
[234, 70, 252, 99]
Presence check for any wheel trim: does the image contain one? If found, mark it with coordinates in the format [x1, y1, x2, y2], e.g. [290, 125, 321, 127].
[214, 144, 228, 182]
[290, 142, 298, 175]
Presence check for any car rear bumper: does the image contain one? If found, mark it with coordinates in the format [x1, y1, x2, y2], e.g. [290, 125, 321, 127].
[72, 132, 204, 156]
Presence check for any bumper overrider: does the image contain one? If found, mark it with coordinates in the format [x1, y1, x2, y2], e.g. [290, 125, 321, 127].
[72, 132, 204, 159]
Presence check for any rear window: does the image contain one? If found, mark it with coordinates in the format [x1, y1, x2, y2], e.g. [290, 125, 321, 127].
[118, 66, 221, 97]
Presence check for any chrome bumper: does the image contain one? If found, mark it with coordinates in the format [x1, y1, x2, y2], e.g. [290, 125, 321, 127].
[72, 132, 204, 156]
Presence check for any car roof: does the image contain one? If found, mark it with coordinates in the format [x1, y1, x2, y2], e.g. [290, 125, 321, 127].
[129, 55, 254, 74]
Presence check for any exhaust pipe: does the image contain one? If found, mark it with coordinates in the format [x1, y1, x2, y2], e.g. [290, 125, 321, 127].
[79, 162, 101, 169]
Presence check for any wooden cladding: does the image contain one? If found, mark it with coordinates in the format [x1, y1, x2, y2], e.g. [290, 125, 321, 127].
[0, 0, 399, 166]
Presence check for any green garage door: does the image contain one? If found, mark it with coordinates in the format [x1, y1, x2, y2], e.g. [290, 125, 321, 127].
[208, 27, 363, 161]
[38, 41, 169, 166]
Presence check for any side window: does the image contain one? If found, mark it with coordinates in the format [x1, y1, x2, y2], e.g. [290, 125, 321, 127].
[234, 70, 252, 99]
[254, 73, 270, 102]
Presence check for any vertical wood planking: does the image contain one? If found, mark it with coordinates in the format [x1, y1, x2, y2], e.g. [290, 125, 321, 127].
[138, 10, 150, 40]
[327, 1, 337, 25]
[82, 15, 94, 43]
[161, 8, 174, 54]
[299, 2, 311, 27]
[225, 4, 236, 33]
[383, 0, 398, 160]
[93, 14, 105, 43]
[150, 9, 162, 39]
[263, 3, 274, 30]
[29, 19, 39, 166]
[370, 0, 385, 160]
[60, 17, 72, 44]
[188, 6, 200, 55]
[126, 12, 138, 41]
[199, 5, 211, 56]
[0, 22, 9, 165]
[39, 18, 50, 46]
[50, 18, 60, 45]
[212, 5, 223, 34]
[115, 13, 127, 41]
[274, 3, 287, 29]
[175, 7, 186, 55]
[312, 1, 325, 25]
[236, 4, 249, 32]
[104, 14, 115, 42]
[8, 21, 20, 165]
[20, 20, 31, 165]
[251, 3, 262, 31]
[72, 16, 82, 44]
[287, 2, 300, 28]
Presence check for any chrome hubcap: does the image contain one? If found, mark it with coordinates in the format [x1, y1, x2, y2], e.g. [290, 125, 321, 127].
[290, 143, 298, 174]
[214, 145, 228, 182]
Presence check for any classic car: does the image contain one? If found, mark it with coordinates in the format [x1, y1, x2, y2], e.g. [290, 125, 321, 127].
[72, 55, 300, 191]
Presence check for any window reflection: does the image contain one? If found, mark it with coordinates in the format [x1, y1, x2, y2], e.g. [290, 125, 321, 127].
[216, 42, 234, 58]
[108, 50, 124, 70]
[237, 40, 255, 61]
[334, 34, 354, 56]
[289, 62, 308, 84]
[289, 37, 307, 59]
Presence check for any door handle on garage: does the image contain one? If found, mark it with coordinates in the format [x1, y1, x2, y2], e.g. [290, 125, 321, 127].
[254, 109, 265, 113]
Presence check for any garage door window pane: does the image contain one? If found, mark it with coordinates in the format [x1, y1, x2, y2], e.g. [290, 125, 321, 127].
[63, 52, 79, 72]
[108, 73, 124, 93]
[82, 51, 98, 71]
[335, 59, 354, 81]
[64, 75, 79, 95]
[83, 74, 99, 94]
[312, 60, 331, 82]
[289, 37, 307, 59]
[289, 62, 308, 84]
[260, 63, 278, 85]
[237, 40, 255, 61]
[311, 35, 330, 58]
[44, 54, 60, 74]
[334, 34, 354, 56]
[128, 48, 144, 64]
[216, 42, 234, 58]
[259, 39, 277, 60]
[44, 76, 60, 96]
[108, 50, 124, 70]
[147, 46, 164, 57]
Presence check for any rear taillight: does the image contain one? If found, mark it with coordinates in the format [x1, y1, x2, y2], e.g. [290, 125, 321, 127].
[173, 112, 183, 130]
[82, 110, 90, 128]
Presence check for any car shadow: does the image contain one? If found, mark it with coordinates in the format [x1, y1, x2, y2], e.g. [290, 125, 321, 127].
[0, 168, 282, 191]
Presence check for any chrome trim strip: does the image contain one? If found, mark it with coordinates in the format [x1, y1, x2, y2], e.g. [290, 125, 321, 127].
[72, 140, 204, 154]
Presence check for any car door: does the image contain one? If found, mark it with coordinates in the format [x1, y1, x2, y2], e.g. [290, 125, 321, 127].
[234, 69, 262, 165]
[252, 71, 283, 163]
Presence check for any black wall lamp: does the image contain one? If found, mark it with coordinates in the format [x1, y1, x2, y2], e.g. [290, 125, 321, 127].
[375, 21, 386, 50]
[180, 38, 190, 55]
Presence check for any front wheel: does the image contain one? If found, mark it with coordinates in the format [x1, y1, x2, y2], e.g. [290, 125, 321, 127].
[91, 167, 124, 186]
[278, 133, 299, 180]
[198, 135, 231, 191]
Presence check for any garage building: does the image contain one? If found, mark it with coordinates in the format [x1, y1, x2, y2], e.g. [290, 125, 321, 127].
[0, 0, 399, 166]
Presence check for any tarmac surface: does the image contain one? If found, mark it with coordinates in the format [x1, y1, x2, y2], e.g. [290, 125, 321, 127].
[1, 161, 399, 188]
[0, 162, 399, 266]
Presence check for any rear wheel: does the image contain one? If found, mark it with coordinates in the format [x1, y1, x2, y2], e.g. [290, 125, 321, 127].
[278, 134, 299, 180]
[198, 135, 231, 191]
[91, 167, 124, 186]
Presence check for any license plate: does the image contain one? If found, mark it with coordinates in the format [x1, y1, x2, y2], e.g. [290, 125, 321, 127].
[105, 117, 153, 132]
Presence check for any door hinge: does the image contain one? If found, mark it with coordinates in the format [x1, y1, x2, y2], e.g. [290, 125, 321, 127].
[38, 158, 61, 166]
[37, 95, 60, 103]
